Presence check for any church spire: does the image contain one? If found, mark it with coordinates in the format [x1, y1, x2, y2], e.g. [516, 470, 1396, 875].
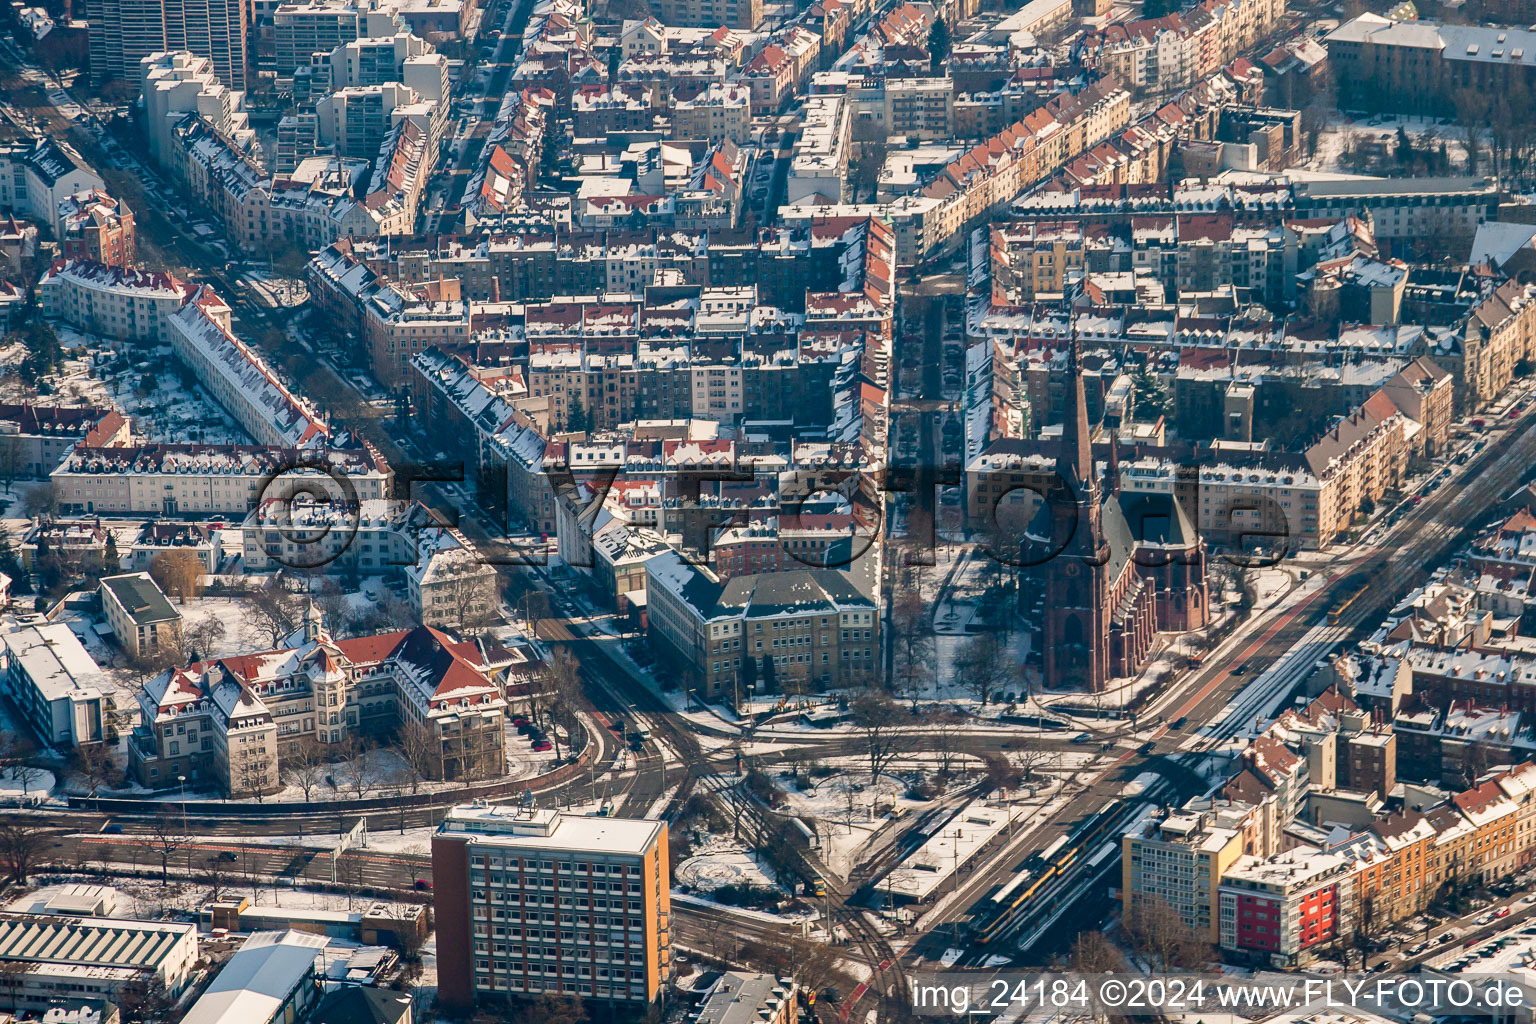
[1061, 320, 1093, 495]
[1108, 425, 1121, 498]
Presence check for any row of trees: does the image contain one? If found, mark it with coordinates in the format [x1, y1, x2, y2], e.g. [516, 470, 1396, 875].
[892, 589, 1029, 706]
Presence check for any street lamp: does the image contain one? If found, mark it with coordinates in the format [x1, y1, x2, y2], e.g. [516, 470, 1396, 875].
[177, 775, 187, 837]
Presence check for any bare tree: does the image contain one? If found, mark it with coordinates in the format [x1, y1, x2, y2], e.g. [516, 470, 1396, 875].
[1345, 892, 1381, 971]
[1015, 746, 1048, 785]
[244, 578, 302, 647]
[336, 849, 368, 911]
[955, 631, 1011, 705]
[13, 762, 50, 797]
[204, 852, 228, 901]
[397, 717, 439, 790]
[314, 578, 349, 636]
[930, 710, 963, 776]
[981, 751, 1022, 793]
[1124, 894, 1209, 973]
[280, 739, 326, 801]
[739, 934, 843, 1000]
[0, 435, 23, 496]
[540, 647, 585, 761]
[337, 736, 374, 799]
[240, 844, 265, 905]
[182, 614, 226, 662]
[1069, 928, 1127, 972]
[147, 809, 190, 885]
[0, 823, 45, 884]
[69, 742, 117, 795]
[436, 556, 499, 635]
[149, 549, 204, 605]
[851, 687, 902, 783]
[890, 589, 934, 704]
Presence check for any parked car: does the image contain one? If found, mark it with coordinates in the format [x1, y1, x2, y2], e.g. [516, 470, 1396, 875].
[1496, 906, 1512, 918]
[532, 740, 553, 752]
[1406, 943, 1428, 956]
[414, 879, 433, 890]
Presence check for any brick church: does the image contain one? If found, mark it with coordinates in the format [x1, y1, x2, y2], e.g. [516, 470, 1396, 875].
[1023, 336, 1208, 693]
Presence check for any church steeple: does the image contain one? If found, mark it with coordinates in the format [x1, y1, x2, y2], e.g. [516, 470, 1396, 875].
[1059, 320, 1107, 560]
[1061, 322, 1094, 495]
[1108, 426, 1121, 498]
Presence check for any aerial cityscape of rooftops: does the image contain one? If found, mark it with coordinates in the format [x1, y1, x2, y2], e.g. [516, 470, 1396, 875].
[15, 0, 1536, 1019]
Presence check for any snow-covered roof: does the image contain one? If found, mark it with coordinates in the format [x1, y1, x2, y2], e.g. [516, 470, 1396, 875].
[180, 930, 327, 1024]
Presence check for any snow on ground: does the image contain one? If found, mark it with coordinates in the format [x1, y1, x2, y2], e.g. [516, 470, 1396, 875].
[49, 329, 250, 447]
[674, 833, 780, 894]
[779, 763, 932, 879]
[242, 270, 309, 309]
[1298, 112, 1472, 178]
[0, 767, 54, 803]
[170, 596, 278, 656]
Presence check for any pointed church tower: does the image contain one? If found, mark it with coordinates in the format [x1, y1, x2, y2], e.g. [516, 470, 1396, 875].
[1037, 323, 1114, 693]
[1060, 325, 1107, 563]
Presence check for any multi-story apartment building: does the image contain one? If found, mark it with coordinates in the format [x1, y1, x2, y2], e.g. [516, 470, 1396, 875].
[787, 95, 851, 204]
[329, 31, 432, 88]
[670, 84, 752, 145]
[406, 524, 501, 632]
[1291, 177, 1497, 242]
[645, 550, 880, 702]
[431, 804, 672, 1013]
[272, 1, 401, 75]
[1217, 847, 1350, 967]
[276, 112, 323, 173]
[140, 51, 253, 167]
[654, 0, 761, 29]
[242, 496, 396, 572]
[88, 0, 247, 89]
[130, 608, 514, 795]
[0, 402, 129, 479]
[1380, 357, 1454, 457]
[38, 258, 192, 343]
[165, 286, 330, 449]
[99, 572, 184, 660]
[409, 347, 557, 533]
[0, 138, 103, 232]
[1198, 394, 1407, 551]
[364, 285, 472, 385]
[316, 82, 421, 158]
[694, 973, 800, 1024]
[53, 443, 391, 517]
[0, 621, 113, 748]
[1122, 808, 1247, 942]
[55, 191, 136, 268]
[1128, 669, 1536, 965]
[989, 221, 1088, 303]
[1328, 16, 1536, 114]
[1462, 280, 1536, 414]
